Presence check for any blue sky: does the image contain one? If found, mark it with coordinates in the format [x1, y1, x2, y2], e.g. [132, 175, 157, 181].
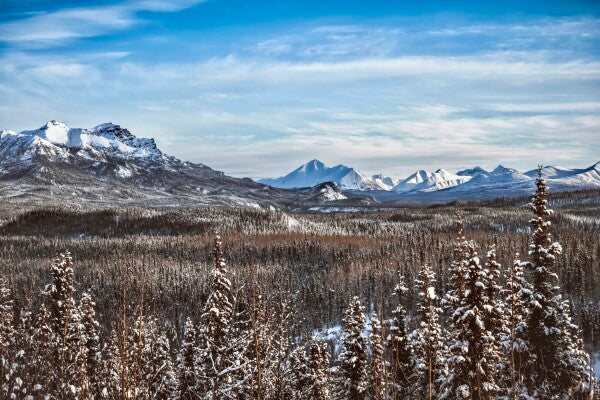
[1, 0, 599, 178]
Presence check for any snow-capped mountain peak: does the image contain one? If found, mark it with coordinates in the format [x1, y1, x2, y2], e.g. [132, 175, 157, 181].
[298, 159, 325, 173]
[14, 120, 163, 161]
[0, 121, 183, 189]
[393, 168, 470, 193]
[490, 165, 531, 181]
[492, 165, 511, 173]
[371, 173, 399, 190]
[259, 159, 600, 198]
[22, 120, 75, 147]
[258, 159, 388, 190]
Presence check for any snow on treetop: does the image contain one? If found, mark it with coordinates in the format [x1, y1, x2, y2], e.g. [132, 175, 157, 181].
[427, 286, 437, 300]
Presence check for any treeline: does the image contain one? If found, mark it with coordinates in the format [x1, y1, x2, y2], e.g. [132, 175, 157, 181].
[0, 174, 596, 399]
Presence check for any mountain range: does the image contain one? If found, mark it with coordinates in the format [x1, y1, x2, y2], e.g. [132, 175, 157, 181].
[258, 159, 395, 191]
[259, 159, 600, 200]
[1, 121, 598, 209]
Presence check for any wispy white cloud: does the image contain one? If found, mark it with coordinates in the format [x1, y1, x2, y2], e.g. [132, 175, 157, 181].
[105, 53, 600, 89]
[0, 0, 204, 45]
[426, 18, 600, 37]
[484, 102, 600, 113]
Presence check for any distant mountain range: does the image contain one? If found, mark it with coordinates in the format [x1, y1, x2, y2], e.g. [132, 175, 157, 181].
[0, 121, 372, 209]
[258, 159, 395, 190]
[258, 159, 600, 201]
[1, 121, 598, 209]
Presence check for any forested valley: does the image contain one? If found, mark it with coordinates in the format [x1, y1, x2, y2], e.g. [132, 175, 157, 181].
[0, 175, 599, 399]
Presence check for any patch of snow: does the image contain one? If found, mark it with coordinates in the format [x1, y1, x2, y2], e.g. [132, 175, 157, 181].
[116, 166, 133, 178]
[320, 185, 347, 201]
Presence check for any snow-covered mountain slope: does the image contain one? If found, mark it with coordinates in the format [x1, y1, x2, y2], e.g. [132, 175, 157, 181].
[371, 173, 400, 190]
[411, 162, 600, 201]
[0, 121, 379, 209]
[453, 165, 531, 189]
[392, 168, 471, 193]
[0, 120, 216, 186]
[3, 121, 164, 166]
[257, 159, 388, 190]
[310, 182, 347, 201]
[525, 163, 600, 186]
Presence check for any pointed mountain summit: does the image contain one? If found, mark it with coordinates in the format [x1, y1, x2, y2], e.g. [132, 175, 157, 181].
[299, 159, 326, 173]
[258, 160, 388, 190]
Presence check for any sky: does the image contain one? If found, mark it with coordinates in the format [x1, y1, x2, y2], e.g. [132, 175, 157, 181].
[0, 0, 599, 179]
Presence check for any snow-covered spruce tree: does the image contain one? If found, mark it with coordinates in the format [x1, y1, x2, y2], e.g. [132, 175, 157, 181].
[335, 296, 368, 400]
[410, 263, 446, 400]
[148, 327, 177, 400]
[503, 256, 532, 399]
[369, 311, 387, 400]
[177, 317, 199, 400]
[44, 252, 84, 399]
[10, 311, 31, 399]
[442, 243, 499, 399]
[440, 216, 471, 397]
[482, 245, 507, 372]
[523, 167, 591, 398]
[124, 316, 177, 399]
[557, 299, 593, 399]
[268, 296, 294, 399]
[126, 315, 150, 398]
[389, 277, 413, 400]
[103, 329, 127, 398]
[287, 338, 330, 400]
[197, 235, 245, 399]
[0, 278, 18, 400]
[27, 304, 54, 400]
[245, 286, 294, 400]
[445, 217, 471, 314]
[79, 292, 105, 400]
[307, 338, 330, 400]
[289, 344, 310, 398]
[247, 288, 274, 399]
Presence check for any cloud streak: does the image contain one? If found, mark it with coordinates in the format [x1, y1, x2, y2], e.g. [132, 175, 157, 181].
[0, 0, 203, 46]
